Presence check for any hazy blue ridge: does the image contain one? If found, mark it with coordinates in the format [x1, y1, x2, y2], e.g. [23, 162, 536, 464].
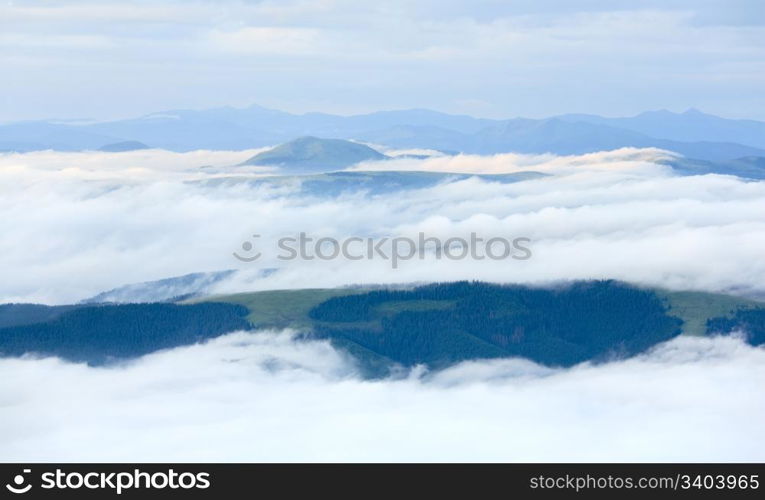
[97, 140, 150, 152]
[557, 109, 765, 150]
[2, 106, 765, 162]
[660, 156, 765, 179]
[240, 136, 388, 172]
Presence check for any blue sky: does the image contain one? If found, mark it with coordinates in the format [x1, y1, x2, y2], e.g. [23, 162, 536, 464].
[2, 0, 764, 121]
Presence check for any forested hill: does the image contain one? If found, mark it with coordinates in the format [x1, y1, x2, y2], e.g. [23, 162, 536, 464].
[1, 280, 763, 373]
[0, 303, 250, 365]
[307, 281, 684, 373]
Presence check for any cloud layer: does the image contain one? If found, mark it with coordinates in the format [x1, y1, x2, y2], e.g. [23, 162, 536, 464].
[1, 148, 764, 303]
[2, 147, 764, 462]
[2, 331, 763, 462]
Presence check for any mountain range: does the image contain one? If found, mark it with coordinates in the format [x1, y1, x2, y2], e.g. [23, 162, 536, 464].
[2, 105, 765, 161]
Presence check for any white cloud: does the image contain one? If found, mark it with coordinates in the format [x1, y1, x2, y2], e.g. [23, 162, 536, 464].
[1, 331, 762, 461]
[0, 148, 271, 184]
[2, 145, 764, 462]
[351, 147, 677, 174]
[2, 147, 765, 303]
[207, 27, 323, 56]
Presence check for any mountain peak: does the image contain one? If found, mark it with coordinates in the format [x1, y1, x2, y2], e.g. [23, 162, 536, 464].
[240, 136, 388, 172]
[97, 140, 150, 152]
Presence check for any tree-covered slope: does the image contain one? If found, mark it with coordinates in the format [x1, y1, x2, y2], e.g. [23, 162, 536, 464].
[707, 309, 765, 346]
[0, 303, 83, 329]
[0, 302, 250, 364]
[307, 281, 683, 370]
[199, 281, 764, 376]
[3, 281, 763, 374]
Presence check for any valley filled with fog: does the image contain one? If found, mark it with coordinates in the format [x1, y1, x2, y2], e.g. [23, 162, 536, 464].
[1, 147, 764, 304]
[1, 145, 764, 461]
[2, 331, 763, 461]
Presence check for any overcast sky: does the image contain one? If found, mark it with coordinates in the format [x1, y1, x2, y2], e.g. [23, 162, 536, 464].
[2, 0, 764, 122]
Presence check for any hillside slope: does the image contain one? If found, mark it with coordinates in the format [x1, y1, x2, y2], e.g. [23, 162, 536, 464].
[240, 136, 388, 172]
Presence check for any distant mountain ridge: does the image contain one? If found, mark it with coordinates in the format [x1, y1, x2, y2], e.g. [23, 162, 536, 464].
[557, 108, 765, 148]
[97, 140, 150, 152]
[1, 105, 764, 161]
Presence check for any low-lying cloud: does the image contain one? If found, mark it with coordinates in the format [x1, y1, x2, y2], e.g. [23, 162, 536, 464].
[1, 147, 764, 303]
[1, 331, 763, 462]
[2, 149, 763, 461]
